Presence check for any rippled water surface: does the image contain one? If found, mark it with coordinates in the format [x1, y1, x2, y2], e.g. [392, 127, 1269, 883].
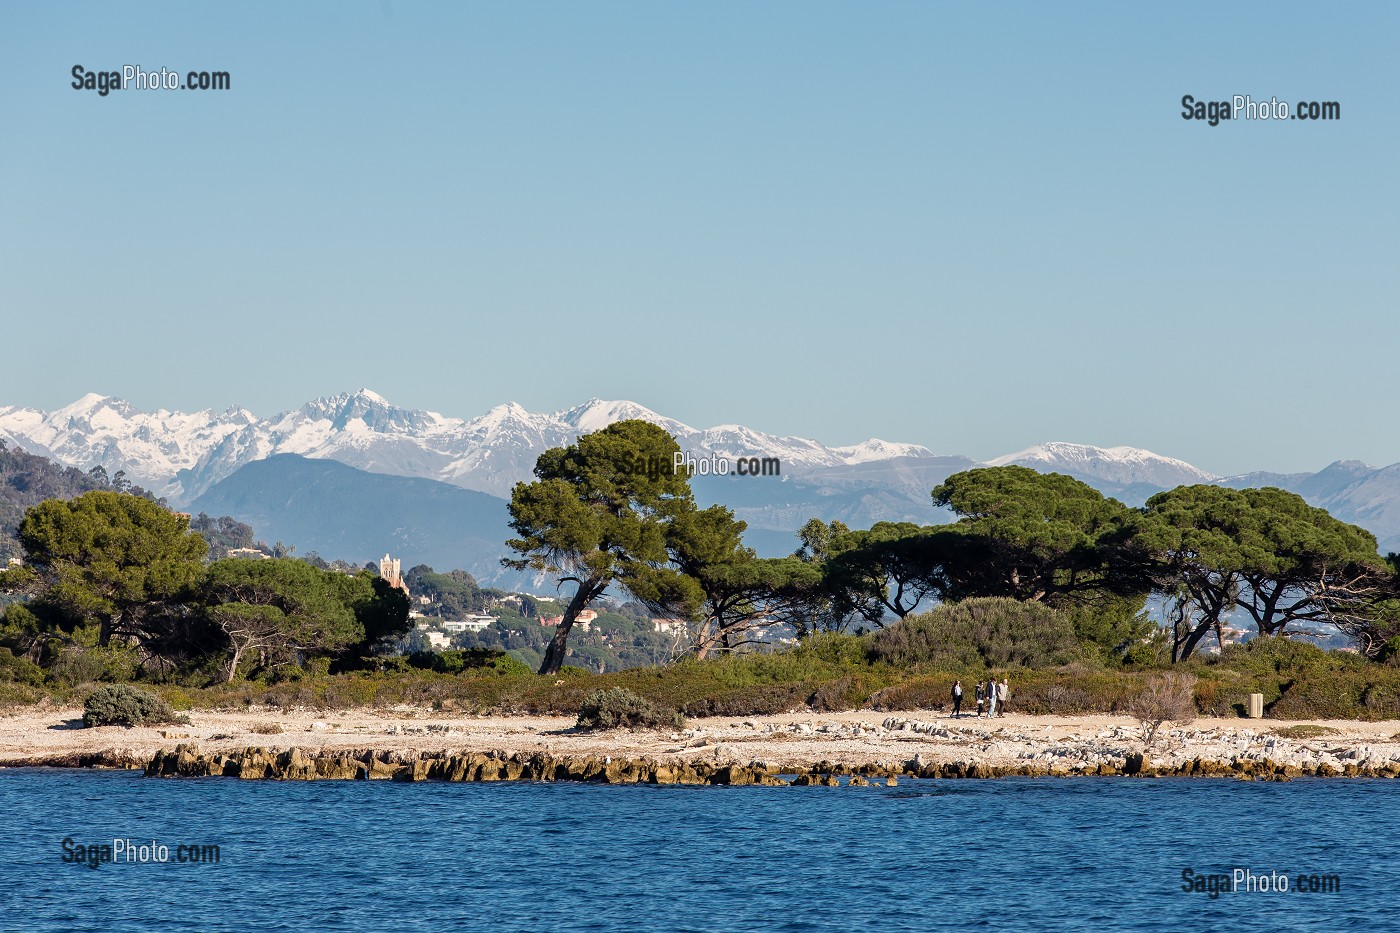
[2, 770, 1397, 932]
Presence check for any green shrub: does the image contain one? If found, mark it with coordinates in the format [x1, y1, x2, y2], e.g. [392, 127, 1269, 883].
[303, 657, 332, 678]
[1192, 670, 1275, 718]
[576, 687, 683, 730]
[46, 649, 105, 688]
[45, 642, 142, 687]
[493, 654, 534, 676]
[868, 669, 1142, 714]
[869, 598, 1084, 670]
[798, 633, 871, 669]
[1270, 674, 1367, 720]
[158, 687, 195, 711]
[868, 675, 949, 711]
[0, 681, 46, 706]
[680, 683, 807, 717]
[1060, 597, 1163, 666]
[1214, 637, 1364, 677]
[0, 648, 44, 686]
[1273, 724, 1339, 739]
[807, 675, 869, 712]
[1376, 637, 1400, 665]
[405, 648, 536, 677]
[1363, 681, 1400, 717]
[1122, 634, 1169, 668]
[82, 685, 183, 727]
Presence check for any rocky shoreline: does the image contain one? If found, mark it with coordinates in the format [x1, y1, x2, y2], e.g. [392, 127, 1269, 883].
[7, 708, 1400, 782]
[134, 715, 1400, 784]
[135, 742, 1400, 784]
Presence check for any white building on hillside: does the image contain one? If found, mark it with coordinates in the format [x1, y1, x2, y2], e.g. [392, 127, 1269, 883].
[651, 618, 687, 634]
[442, 614, 495, 634]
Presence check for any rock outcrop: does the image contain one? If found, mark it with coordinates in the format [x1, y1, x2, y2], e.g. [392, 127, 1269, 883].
[142, 741, 1400, 784]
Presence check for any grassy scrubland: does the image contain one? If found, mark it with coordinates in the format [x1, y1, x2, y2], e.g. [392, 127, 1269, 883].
[5, 625, 1400, 722]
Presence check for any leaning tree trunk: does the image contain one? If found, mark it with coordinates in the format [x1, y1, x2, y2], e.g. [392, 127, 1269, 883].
[1174, 618, 1217, 662]
[538, 576, 604, 675]
[226, 644, 244, 684]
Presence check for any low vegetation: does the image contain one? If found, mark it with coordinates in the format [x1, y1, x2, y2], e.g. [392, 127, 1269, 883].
[82, 685, 183, 728]
[868, 598, 1083, 670]
[1128, 672, 1197, 746]
[0, 629, 1395, 725]
[576, 687, 684, 731]
[1273, 724, 1340, 740]
[5, 444, 1400, 723]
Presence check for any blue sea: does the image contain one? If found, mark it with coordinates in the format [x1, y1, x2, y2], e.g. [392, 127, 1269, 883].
[1, 770, 1396, 932]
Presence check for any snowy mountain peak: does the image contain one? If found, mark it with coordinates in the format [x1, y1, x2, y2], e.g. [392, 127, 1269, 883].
[60, 392, 112, 413]
[2, 391, 1229, 508]
[834, 439, 937, 464]
[472, 402, 541, 429]
[555, 399, 694, 436]
[987, 441, 1218, 487]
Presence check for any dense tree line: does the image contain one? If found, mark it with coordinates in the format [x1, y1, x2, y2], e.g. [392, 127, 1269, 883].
[403, 565, 490, 617]
[0, 441, 162, 561]
[0, 491, 410, 682]
[509, 425, 1400, 672]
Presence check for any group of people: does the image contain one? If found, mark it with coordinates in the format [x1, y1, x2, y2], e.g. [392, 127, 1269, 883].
[949, 677, 1008, 718]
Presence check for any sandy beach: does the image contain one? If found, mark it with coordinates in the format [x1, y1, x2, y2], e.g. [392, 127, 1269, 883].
[5, 703, 1400, 777]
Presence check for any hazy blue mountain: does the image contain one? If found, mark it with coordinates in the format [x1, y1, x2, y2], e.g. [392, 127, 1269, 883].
[0, 390, 936, 503]
[1220, 460, 1400, 553]
[190, 454, 515, 580]
[13, 388, 1400, 563]
[691, 455, 974, 556]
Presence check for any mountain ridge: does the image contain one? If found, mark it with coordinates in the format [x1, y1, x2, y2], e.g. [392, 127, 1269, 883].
[0, 390, 943, 502]
[6, 390, 1400, 555]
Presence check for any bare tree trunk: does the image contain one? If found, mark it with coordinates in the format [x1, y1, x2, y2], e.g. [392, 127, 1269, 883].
[1174, 618, 1217, 662]
[226, 644, 244, 684]
[538, 575, 604, 675]
[693, 619, 713, 660]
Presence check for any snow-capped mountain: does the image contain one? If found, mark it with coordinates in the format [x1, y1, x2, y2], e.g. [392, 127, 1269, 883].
[0, 390, 938, 503]
[834, 439, 939, 464]
[987, 441, 1220, 489]
[12, 389, 1400, 559]
[0, 393, 258, 498]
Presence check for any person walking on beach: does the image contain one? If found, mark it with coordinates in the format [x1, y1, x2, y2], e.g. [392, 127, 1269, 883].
[985, 677, 997, 718]
[951, 680, 963, 718]
[974, 681, 985, 718]
[997, 678, 1009, 717]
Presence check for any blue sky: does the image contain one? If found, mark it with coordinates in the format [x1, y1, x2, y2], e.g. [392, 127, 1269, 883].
[2, 2, 1395, 475]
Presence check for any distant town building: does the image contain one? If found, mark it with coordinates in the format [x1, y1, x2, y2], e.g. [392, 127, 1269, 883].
[426, 631, 451, 649]
[442, 615, 495, 634]
[1219, 626, 1247, 647]
[650, 618, 687, 634]
[379, 553, 409, 596]
[226, 547, 269, 560]
[541, 609, 596, 632]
